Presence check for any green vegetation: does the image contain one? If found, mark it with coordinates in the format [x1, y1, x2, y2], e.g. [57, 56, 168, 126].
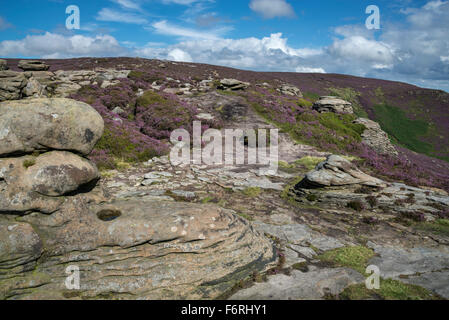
[95, 127, 159, 170]
[347, 200, 365, 212]
[415, 219, 449, 236]
[303, 91, 320, 102]
[340, 279, 441, 300]
[294, 156, 326, 170]
[297, 98, 313, 108]
[290, 112, 366, 152]
[373, 103, 433, 155]
[306, 194, 318, 202]
[22, 158, 36, 169]
[236, 212, 254, 221]
[328, 87, 368, 118]
[317, 246, 374, 274]
[242, 187, 262, 198]
[137, 90, 171, 107]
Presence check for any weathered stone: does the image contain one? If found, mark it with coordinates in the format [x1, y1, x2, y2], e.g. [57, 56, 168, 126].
[219, 78, 250, 91]
[230, 267, 364, 300]
[0, 71, 27, 101]
[23, 151, 99, 196]
[278, 85, 302, 97]
[297, 155, 385, 188]
[292, 156, 449, 217]
[0, 220, 43, 271]
[313, 96, 353, 114]
[0, 152, 99, 213]
[0, 199, 276, 300]
[354, 118, 398, 156]
[22, 77, 46, 97]
[18, 60, 49, 71]
[0, 98, 104, 156]
[368, 243, 449, 298]
[0, 59, 8, 71]
[53, 82, 82, 97]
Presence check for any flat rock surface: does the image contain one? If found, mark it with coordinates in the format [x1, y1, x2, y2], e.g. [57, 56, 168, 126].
[230, 267, 364, 300]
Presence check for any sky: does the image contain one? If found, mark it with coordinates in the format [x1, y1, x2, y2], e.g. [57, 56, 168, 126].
[0, 0, 448, 91]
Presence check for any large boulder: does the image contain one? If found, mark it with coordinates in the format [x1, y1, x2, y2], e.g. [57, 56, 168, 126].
[313, 96, 353, 114]
[23, 151, 99, 196]
[297, 155, 385, 188]
[0, 151, 99, 213]
[18, 60, 49, 71]
[278, 84, 303, 97]
[0, 71, 27, 101]
[0, 59, 8, 71]
[219, 78, 250, 91]
[353, 118, 398, 156]
[0, 199, 275, 299]
[0, 98, 104, 156]
[291, 155, 449, 219]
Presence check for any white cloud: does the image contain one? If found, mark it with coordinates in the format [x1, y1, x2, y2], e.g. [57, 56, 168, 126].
[168, 48, 193, 62]
[111, 0, 141, 10]
[96, 8, 148, 24]
[0, 32, 127, 58]
[249, 0, 295, 19]
[328, 36, 395, 68]
[295, 66, 326, 73]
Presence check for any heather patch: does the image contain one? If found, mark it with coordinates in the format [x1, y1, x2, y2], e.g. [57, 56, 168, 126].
[136, 90, 197, 140]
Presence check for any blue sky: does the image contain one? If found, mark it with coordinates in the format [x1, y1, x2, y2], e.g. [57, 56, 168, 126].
[1, 0, 448, 91]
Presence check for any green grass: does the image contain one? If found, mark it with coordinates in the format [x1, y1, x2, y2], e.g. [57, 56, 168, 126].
[340, 278, 441, 300]
[415, 219, 449, 236]
[317, 246, 375, 274]
[303, 91, 320, 102]
[373, 103, 433, 155]
[294, 156, 326, 170]
[137, 90, 171, 107]
[242, 187, 262, 197]
[328, 87, 368, 118]
[23, 158, 36, 169]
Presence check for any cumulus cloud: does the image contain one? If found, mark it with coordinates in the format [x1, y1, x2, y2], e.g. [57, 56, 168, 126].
[249, 0, 295, 19]
[0, 32, 127, 58]
[1, 1, 448, 91]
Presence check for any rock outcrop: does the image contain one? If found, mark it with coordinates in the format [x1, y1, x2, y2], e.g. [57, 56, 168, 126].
[354, 118, 398, 156]
[0, 96, 275, 299]
[218, 78, 250, 91]
[0, 152, 99, 213]
[292, 155, 449, 221]
[297, 155, 385, 188]
[0, 98, 104, 156]
[0, 71, 27, 101]
[0, 199, 275, 299]
[313, 96, 353, 114]
[278, 84, 302, 97]
[0, 59, 8, 71]
[18, 60, 50, 71]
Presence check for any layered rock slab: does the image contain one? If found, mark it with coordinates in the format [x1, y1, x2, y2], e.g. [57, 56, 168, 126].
[0, 199, 275, 299]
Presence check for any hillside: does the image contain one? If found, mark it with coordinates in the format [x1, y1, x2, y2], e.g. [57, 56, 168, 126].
[1, 57, 448, 300]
